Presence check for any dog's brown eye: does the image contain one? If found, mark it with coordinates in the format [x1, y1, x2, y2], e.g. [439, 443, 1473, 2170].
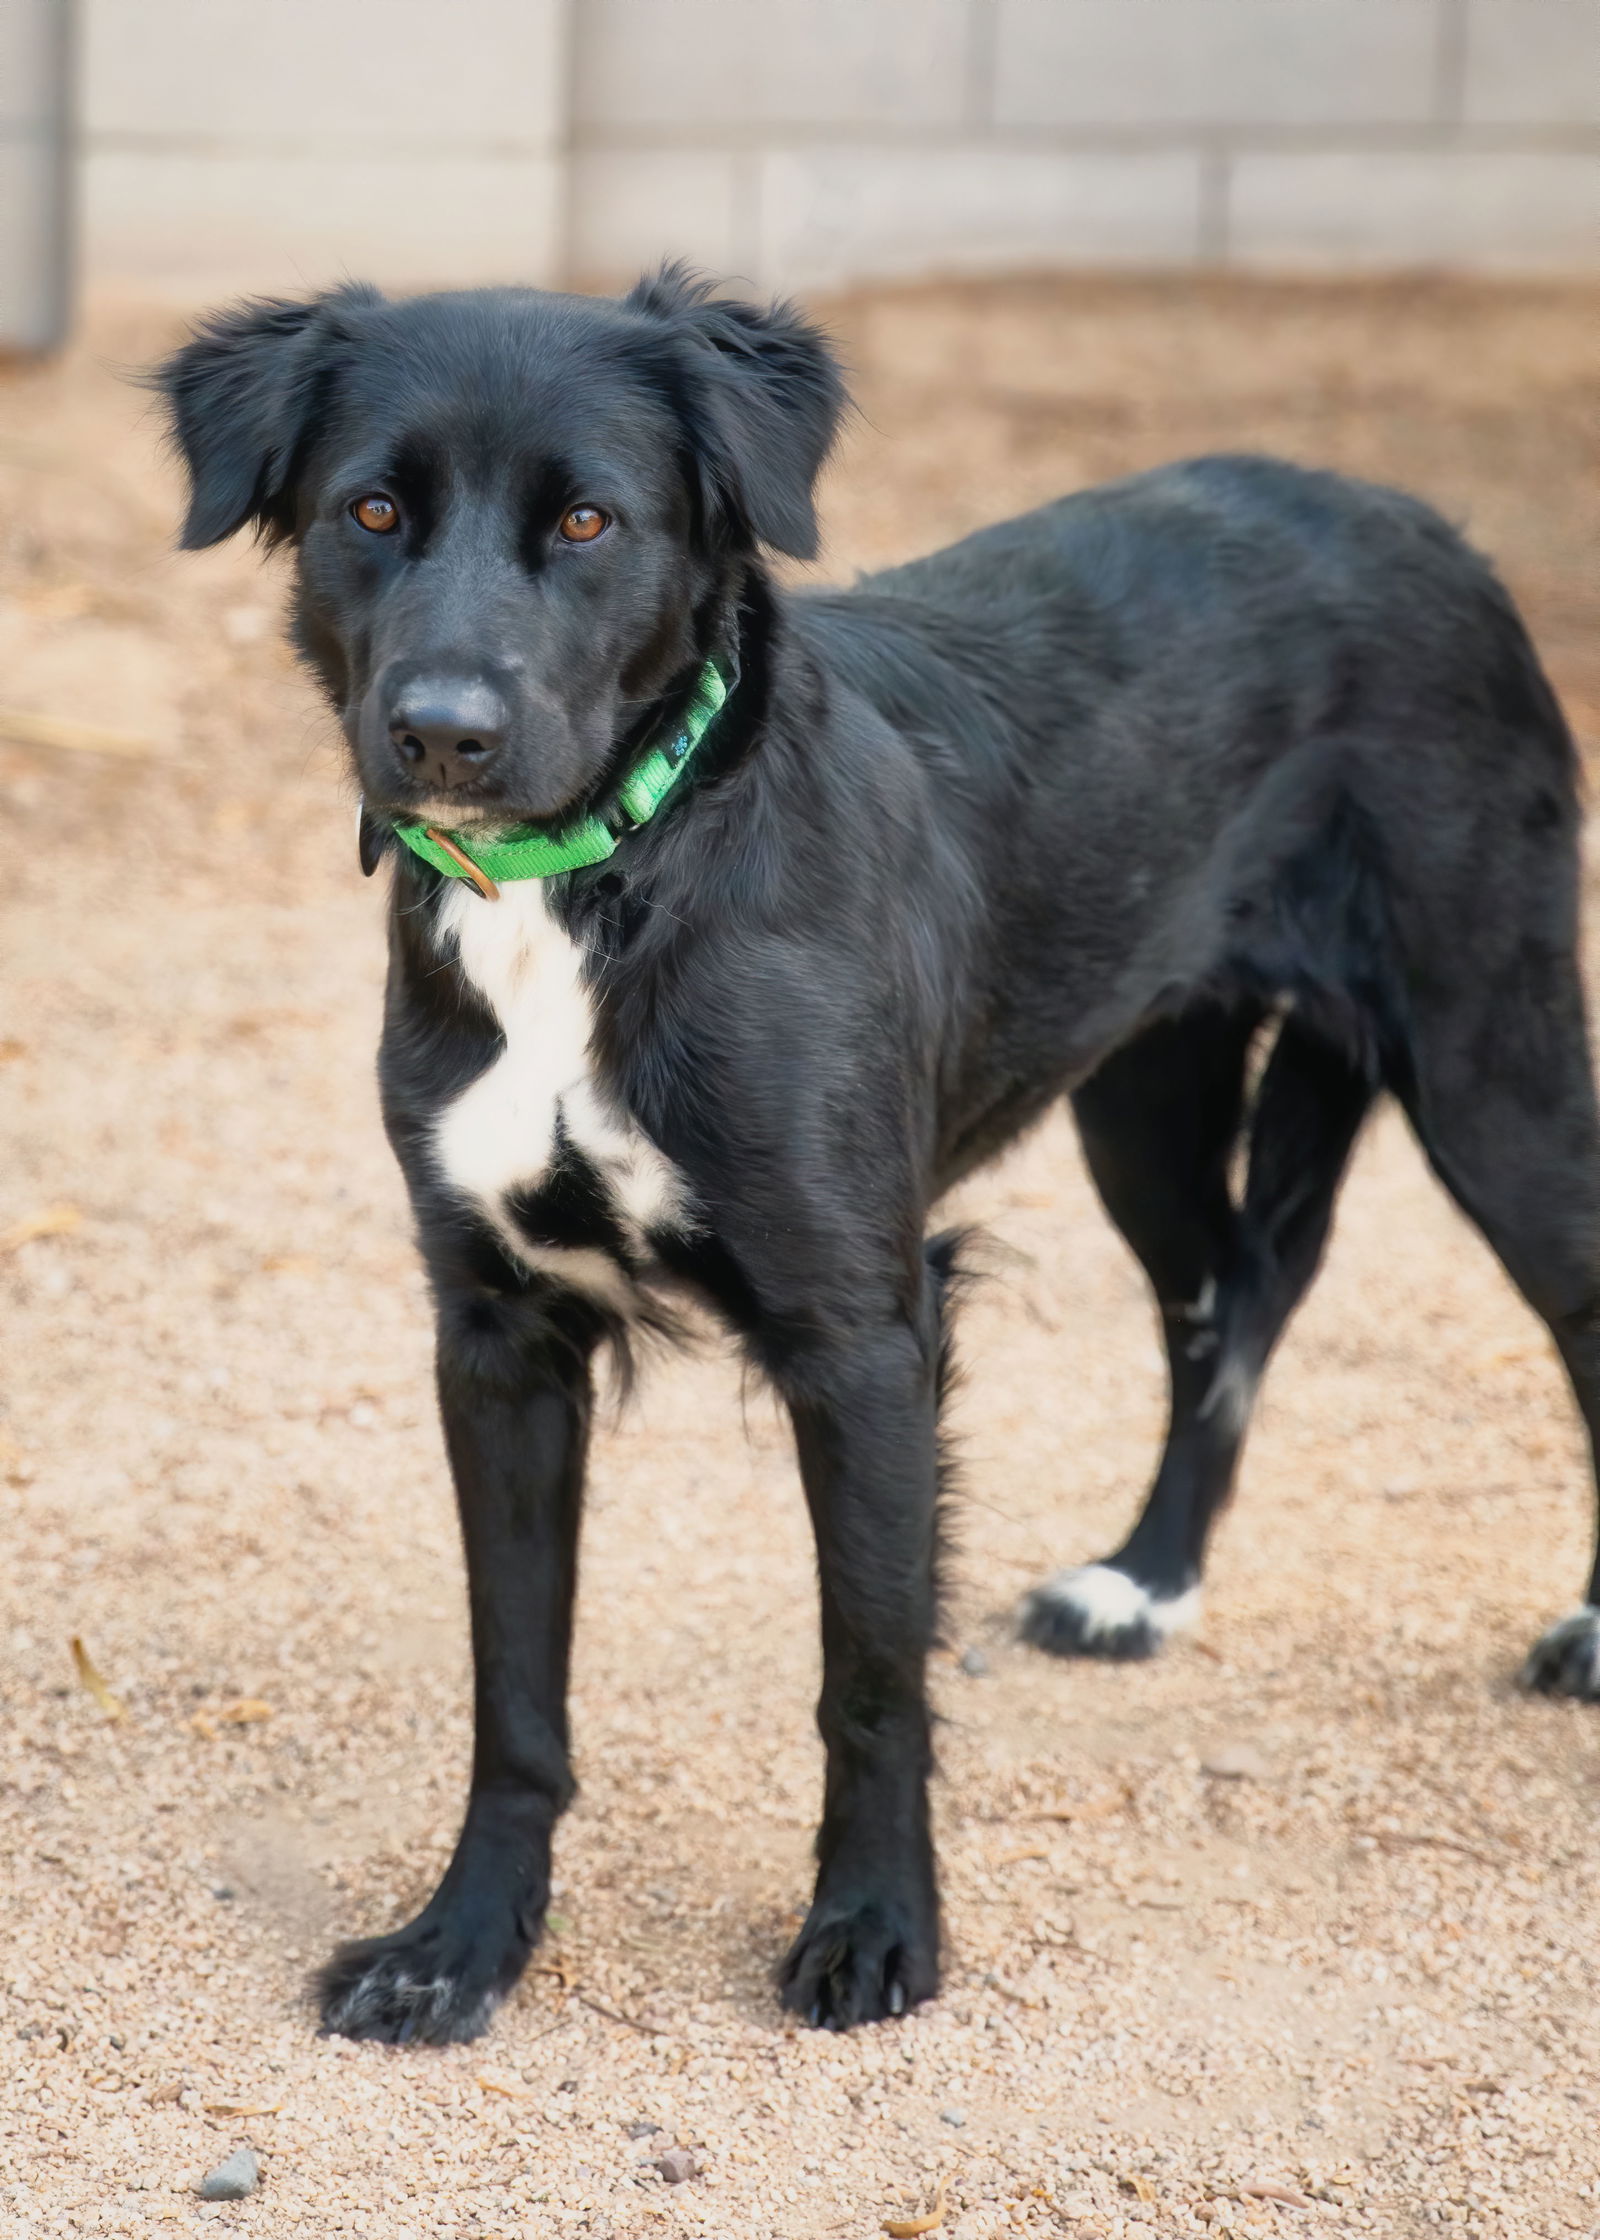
[558, 505, 609, 544]
[352, 494, 399, 534]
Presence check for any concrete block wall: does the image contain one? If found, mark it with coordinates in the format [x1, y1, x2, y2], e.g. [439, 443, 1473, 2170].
[61, 0, 1600, 302]
[79, 0, 571, 299]
[571, 0, 1600, 286]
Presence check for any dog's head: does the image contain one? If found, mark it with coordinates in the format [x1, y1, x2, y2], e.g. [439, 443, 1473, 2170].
[154, 268, 844, 828]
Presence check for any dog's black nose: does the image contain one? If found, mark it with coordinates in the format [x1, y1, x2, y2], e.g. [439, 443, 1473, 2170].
[388, 680, 508, 790]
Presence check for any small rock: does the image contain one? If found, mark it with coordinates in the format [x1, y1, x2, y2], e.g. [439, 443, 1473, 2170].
[655, 2146, 698, 2184]
[626, 2119, 661, 2139]
[1201, 1741, 1270, 1781]
[940, 2105, 967, 2127]
[198, 2148, 259, 2201]
[959, 1646, 990, 1677]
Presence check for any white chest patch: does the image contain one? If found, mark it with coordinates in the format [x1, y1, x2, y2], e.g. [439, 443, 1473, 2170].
[432, 880, 689, 1307]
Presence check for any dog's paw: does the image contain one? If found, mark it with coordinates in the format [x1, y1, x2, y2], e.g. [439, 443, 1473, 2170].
[779, 1894, 938, 2030]
[1522, 1605, 1600, 1700]
[1019, 1562, 1199, 1661]
[315, 1911, 531, 2045]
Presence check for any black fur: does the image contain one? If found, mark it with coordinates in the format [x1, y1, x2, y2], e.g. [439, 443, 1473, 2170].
[154, 266, 1600, 2044]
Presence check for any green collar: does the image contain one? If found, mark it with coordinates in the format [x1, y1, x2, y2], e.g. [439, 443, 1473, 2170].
[390, 657, 730, 898]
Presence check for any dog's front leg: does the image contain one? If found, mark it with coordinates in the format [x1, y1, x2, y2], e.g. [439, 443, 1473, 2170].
[774, 1310, 942, 2028]
[317, 1280, 595, 2044]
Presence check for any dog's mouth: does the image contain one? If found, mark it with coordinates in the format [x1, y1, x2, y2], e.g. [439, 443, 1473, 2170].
[395, 789, 602, 835]
[403, 794, 511, 831]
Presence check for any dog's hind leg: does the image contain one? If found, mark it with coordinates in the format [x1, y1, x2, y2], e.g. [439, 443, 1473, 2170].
[1022, 1006, 1370, 1659]
[1022, 1008, 1254, 1658]
[1396, 949, 1600, 1702]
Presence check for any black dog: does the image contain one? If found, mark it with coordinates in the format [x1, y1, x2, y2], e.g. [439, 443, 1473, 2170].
[155, 267, 1600, 2043]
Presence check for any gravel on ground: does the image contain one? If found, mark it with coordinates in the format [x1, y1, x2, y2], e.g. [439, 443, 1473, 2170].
[2, 273, 1598, 2238]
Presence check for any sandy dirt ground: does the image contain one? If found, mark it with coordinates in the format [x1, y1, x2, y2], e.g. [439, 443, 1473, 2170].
[2, 274, 1598, 2239]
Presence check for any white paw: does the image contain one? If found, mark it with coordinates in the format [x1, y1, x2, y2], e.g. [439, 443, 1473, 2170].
[1523, 1605, 1600, 1700]
[317, 1939, 503, 2045]
[1019, 1563, 1200, 1661]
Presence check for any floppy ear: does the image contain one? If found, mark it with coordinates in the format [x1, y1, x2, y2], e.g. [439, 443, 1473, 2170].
[625, 265, 847, 562]
[152, 284, 380, 549]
